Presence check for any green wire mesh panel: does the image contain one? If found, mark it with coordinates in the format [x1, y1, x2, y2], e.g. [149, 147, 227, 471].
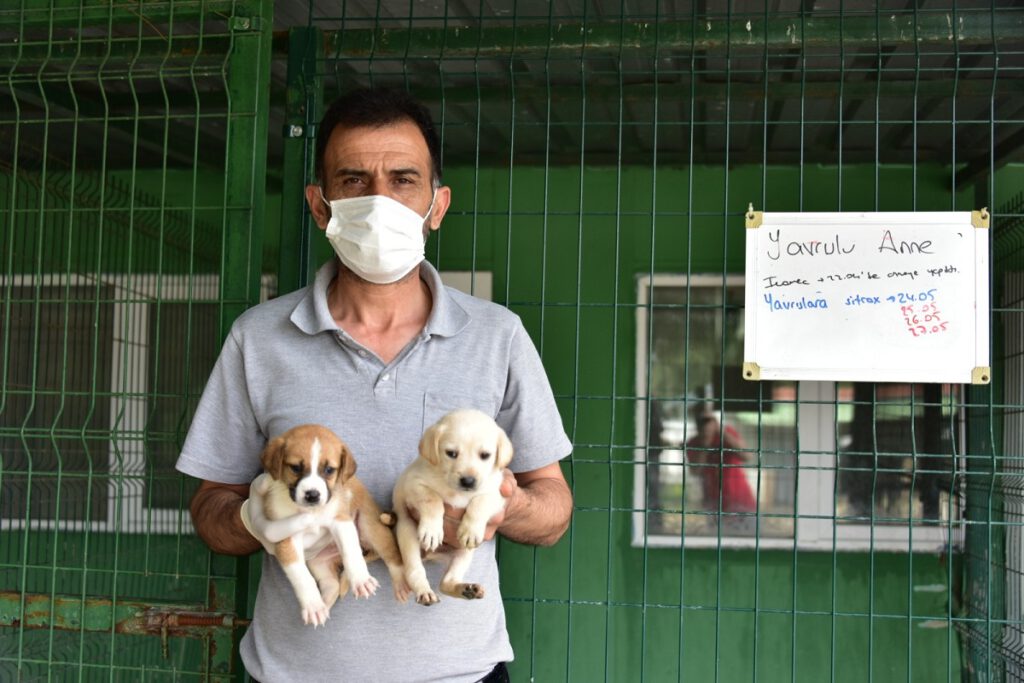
[288, 1, 1023, 681]
[979, 188, 1024, 680]
[3, 0, 1020, 681]
[0, 1, 272, 680]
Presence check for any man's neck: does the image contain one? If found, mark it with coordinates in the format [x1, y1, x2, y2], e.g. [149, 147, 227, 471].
[327, 264, 432, 363]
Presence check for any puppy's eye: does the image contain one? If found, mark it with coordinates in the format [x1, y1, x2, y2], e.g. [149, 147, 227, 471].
[323, 465, 336, 475]
[445, 449, 457, 459]
[289, 464, 302, 474]
[479, 451, 492, 460]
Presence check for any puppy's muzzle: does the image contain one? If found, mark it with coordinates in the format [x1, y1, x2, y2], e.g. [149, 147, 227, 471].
[290, 485, 324, 506]
[458, 475, 477, 491]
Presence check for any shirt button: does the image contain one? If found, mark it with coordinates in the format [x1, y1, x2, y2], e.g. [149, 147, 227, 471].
[359, 350, 367, 357]
[381, 373, 390, 382]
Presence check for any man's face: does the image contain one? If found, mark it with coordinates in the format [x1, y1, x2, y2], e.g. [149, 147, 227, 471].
[306, 120, 451, 234]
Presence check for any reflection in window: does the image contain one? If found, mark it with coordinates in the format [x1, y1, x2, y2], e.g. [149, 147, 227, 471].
[639, 276, 797, 540]
[837, 383, 960, 525]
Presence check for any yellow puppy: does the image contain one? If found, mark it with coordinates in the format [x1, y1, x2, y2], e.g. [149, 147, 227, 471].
[259, 424, 408, 625]
[392, 409, 512, 606]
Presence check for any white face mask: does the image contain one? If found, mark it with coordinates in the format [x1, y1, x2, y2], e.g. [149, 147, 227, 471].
[321, 191, 436, 285]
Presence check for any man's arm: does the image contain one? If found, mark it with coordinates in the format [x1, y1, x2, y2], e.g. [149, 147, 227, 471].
[189, 480, 262, 555]
[498, 462, 573, 547]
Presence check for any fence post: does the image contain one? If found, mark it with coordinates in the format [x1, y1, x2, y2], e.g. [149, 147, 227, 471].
[278, 27, 323, 294]
[220, 1, 274, 677]
[964, 176, 1004, 682]
[220, 0, 274, 337]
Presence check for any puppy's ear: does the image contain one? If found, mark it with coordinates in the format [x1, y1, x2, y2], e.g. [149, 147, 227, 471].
[338, 442, 357, 482]
[495, 427, 514, 470]
[260, 436, 286, 480]
[418, 420, 446, 466]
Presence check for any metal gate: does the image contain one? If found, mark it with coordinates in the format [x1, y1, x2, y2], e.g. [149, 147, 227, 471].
[0, 1, 272, 679]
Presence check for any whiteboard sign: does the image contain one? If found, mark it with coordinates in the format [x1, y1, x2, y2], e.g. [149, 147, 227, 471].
[743, 209, 989, 384]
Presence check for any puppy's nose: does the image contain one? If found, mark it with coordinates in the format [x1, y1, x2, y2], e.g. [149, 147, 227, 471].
[304, 490, 321, 504]
[459, 476, 477, 490]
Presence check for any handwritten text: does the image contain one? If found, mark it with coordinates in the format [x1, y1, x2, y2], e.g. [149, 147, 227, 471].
[763, 292, 829, 312]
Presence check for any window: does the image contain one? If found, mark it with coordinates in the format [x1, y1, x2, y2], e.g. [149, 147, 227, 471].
[1, 274, 274, 534]
[634, 274, 964, 551]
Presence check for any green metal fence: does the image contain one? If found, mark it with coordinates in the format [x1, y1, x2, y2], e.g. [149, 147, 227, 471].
[2, 1, 1024, 681]
[0, 0, 272, 679]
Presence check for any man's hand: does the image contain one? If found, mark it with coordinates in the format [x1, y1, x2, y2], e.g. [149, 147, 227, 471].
[489, 462, 573, 547]
[240, 473, 324, 554]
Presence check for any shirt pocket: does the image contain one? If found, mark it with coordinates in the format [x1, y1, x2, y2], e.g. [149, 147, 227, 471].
[421, 391, 501, 433]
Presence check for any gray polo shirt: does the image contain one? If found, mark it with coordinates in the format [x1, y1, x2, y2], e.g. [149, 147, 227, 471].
[177, 259, 572, 683]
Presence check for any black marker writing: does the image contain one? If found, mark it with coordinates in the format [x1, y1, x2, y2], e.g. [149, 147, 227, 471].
[766, 229, 856, 261]
[877, 230, 933, 255]
[763, 275, 810, 289]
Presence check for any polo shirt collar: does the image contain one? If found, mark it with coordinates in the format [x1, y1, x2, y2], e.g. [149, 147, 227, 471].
[289, 259, 470, 339]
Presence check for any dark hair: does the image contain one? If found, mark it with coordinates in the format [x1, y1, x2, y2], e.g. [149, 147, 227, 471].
[315, 88, 442, 186]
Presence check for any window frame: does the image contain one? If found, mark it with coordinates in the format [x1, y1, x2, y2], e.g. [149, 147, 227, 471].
[633, 273, 965, 552]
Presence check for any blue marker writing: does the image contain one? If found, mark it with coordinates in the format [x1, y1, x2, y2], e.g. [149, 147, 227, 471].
[763, 292, 829, 312]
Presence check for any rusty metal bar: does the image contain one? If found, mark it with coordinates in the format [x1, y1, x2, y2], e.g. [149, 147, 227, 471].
[0, 590, 247, 636]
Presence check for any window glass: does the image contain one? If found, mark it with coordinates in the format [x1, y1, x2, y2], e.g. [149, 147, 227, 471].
[0, 285, 113, 523]
[640, 277, 797, 540]
[836, 382, 960, 525]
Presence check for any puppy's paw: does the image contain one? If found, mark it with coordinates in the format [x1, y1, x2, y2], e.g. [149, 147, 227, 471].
[441, 581, 485, 600]
[348, 573, 380, 599]
[319, 581, 341, 611]
[337, 574, 350, 600]
[457, 519, 486, 550]
[415, 589, 440, 606]
[459, 583, 485, 600]
[389, 570, 411, 603]
[418, 518, 444, 552]
[299, 598, 330, 627]
[393, 581, 411, 603]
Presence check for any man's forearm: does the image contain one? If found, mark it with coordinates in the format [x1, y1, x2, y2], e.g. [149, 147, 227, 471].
[498, 477, 573, 547]
[190, 481, 261, 555]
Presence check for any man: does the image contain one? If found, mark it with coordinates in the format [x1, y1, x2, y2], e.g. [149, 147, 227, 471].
[685, 412, 756, 514]
[176, 88, 574, 682]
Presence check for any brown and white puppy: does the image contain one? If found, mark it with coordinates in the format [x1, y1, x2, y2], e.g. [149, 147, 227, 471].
[259, 424, 408, 626]
[392, 409, 513, 606]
